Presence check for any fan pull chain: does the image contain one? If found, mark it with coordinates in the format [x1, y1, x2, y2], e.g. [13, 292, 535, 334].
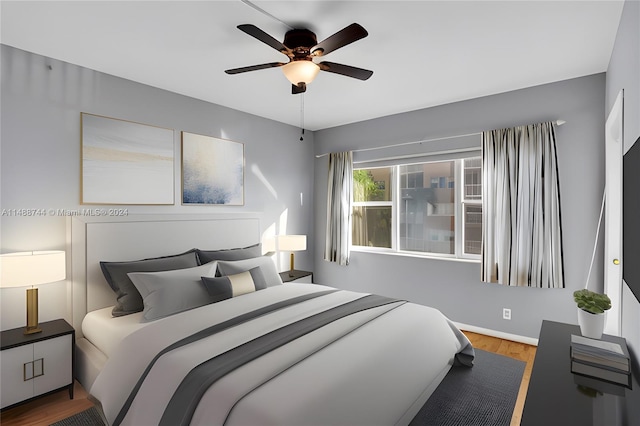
[300, 94, 305, 141]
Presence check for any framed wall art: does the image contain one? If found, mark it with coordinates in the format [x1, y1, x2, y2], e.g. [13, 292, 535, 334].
[181, 132, 244, 205]
[81, 113, 175, 205]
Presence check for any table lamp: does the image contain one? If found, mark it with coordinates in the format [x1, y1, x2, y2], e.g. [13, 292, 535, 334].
[277, 235, 307, 276]
[0, 250, 66, 334]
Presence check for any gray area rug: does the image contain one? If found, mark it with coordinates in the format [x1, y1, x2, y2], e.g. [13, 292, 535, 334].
[49, 406, 104, 426]
[410, 349, 526, 426]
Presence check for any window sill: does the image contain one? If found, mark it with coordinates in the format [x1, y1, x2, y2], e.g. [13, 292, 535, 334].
[350, 246, 481, 264]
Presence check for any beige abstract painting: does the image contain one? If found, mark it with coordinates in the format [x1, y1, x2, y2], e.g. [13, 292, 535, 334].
[81, 113, 174, 204]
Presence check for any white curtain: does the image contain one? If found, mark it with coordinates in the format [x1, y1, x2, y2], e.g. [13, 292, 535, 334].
[325, 151, 353, 265]
[482, 122, 564, 288]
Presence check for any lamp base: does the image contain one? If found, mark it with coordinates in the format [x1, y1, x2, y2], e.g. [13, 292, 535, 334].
[24, 326, 43, 335]
[25, 287, 42, 335]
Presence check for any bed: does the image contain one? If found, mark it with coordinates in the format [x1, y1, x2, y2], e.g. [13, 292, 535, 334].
[70, 214, 474, 426]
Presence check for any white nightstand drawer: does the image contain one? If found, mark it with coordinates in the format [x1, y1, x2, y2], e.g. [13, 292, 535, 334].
[33, 334, 73, 396]
[0, 345, 34, 408]
[0, 334, 72, 409]
[0, 319, 75, 409]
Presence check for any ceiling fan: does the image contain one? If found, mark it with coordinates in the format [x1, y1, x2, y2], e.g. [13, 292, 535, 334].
[225, 23, 373, 94]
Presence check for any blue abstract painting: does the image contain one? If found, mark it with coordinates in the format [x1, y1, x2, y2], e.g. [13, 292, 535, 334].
[181, 132, 244, 205]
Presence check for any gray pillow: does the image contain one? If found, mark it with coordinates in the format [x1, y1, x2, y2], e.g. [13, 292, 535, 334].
[196, 243, 262, 265]
[201, 266, 268, 303]
[100, 250, 199, 317]
[127, 263, 218, 322]
[216, 256, 283, 288]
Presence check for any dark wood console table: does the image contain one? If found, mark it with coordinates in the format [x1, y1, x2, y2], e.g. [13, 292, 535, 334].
[521, 320, 639, 426]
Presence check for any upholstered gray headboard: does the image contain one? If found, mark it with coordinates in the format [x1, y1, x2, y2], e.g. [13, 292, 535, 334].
[69, 213, 262, 335]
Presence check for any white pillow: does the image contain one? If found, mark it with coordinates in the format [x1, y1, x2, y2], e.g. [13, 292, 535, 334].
[128, 262, 218, 322]
[216, 257, 283, 288]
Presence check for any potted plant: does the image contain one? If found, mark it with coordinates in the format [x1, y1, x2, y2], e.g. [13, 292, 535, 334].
[573, 289, 611, 339]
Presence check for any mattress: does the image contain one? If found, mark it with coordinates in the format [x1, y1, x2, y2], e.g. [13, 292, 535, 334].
[81, 306, 147, 358]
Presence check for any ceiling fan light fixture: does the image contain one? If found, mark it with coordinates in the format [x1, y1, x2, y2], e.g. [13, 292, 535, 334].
[281, 60, 320, 85]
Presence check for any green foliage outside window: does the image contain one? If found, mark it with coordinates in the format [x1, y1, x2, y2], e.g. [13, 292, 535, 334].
[353, 170, 384, 201]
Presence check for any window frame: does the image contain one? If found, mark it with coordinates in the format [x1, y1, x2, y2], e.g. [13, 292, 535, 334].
[460, 157, 483, 259]
[351, 155, 482, 261]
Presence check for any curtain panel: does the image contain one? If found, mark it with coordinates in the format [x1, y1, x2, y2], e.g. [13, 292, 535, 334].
[325, 151, 353, 266]
[482, 122, 564, 288]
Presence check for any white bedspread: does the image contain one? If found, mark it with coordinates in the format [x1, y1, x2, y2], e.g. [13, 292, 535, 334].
[82, 307, 146, 358]
[90, 284, 472, 426]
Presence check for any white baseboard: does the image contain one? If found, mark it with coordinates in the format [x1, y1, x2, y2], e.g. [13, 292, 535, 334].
[454, 322, 539, 346]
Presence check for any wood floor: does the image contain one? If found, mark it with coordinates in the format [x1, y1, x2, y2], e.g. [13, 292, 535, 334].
[0, 381, 94, 426]
[462, 331, 537, 426]
[0, 331, 537, 426]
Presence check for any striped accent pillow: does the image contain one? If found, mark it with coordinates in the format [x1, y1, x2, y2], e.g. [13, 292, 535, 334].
[201, 266, 268, 303]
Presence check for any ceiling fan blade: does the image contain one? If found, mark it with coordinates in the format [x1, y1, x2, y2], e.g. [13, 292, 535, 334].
[318, 62, 373, 80]
[311, 23, 368, 57]
[237, 24, 290, 54]
[292, 83, 307, 95]
[225, 62, 285, 74]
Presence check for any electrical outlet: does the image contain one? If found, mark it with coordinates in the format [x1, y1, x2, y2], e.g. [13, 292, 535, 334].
[503, 308, 511, 320]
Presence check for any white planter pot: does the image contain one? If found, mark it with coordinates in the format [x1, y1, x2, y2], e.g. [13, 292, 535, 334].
[577, 308, 605, 339]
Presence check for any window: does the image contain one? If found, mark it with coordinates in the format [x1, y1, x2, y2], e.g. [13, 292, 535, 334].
[352, 156, 482, 259]
[353, 168, 393, 248]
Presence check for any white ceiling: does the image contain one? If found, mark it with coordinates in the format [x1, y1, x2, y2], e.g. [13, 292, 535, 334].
[1, 1, 624, 131]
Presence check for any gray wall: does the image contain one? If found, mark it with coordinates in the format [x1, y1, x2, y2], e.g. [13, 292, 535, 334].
[606, 0, 640, 359]
[313, 73, 606, 339]
[0, 45, 315, 330]
[607, 0, 640, 150]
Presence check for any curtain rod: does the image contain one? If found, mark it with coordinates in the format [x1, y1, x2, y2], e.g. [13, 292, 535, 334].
[315, 119, 566, 159]
[354, 147, 481, 165]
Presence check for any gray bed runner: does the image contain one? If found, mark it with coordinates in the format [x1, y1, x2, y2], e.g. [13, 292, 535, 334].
[160, 294, 404, 426]
[113, 289, 338, 426]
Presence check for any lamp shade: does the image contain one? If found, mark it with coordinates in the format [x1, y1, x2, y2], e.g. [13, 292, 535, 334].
[0, 251, 66, 288]
[281, 61, 320, 85]
[277, 235, 307, 252]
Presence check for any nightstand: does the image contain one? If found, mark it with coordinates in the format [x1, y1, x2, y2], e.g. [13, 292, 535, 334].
[279, 269, 313, 283]
[0, 319, 75, 410]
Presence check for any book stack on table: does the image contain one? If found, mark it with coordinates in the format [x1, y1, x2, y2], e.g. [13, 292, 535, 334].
[570, 334, 631, 387]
